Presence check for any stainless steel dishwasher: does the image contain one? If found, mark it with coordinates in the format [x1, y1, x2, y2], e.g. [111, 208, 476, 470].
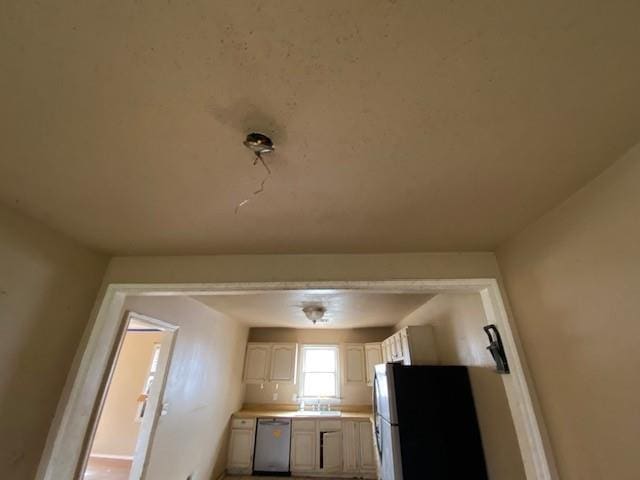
[253, 418, 292, 474]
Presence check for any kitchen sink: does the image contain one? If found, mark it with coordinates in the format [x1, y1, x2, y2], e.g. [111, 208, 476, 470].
[294, 410, 342, 417]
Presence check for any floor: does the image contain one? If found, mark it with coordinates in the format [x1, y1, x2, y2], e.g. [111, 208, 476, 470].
[83, 456, 132, 480]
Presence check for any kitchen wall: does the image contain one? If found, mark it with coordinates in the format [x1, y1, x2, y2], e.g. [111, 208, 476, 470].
[0, 203, 107, 480]
[497, 143, 640, 480]
[91, 330, 166, 458]
[246, 327, 391, 407]
[395, 293, 526, 480]
[121, 296, 248, 480]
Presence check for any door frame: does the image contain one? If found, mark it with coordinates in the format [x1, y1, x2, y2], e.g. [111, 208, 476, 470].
[75, 311, 178, 480]
[36, 279, 558, 480]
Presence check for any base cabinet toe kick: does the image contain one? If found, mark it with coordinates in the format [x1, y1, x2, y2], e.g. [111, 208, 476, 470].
[227, 415, 377, 478]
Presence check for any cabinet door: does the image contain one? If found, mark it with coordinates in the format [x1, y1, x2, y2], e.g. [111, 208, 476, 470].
[382, 339, 391, 363]
[227, 428, 254, 471]
[364, 343, 383, 385]
[244, 343, 271, 383]
[269, 343, 297, 383]
[342, 421, 358, 472]
[345, 344, 366, 384]
[388, 336, 395, 361]
[321, 431, 343, 473]
[291, 430, 316, 472]
[358, 421, 376, 471]
[400, 329, 412, 365]
[393, 333, 404, 362]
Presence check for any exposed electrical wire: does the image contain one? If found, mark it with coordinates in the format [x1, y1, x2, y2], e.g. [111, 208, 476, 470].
[235, 134, 275, 214]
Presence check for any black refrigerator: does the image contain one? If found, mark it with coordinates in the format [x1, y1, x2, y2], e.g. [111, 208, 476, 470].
[373, 363, 488, 480]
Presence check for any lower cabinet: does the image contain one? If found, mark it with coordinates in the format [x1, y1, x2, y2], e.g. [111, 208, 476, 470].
[319, 430, 343, 473]
[290, 418, 375, 478]
[291, 429, 316, 472]
[343, 420, 377, 475]
[227, 418, 256, 475]
[358, 421, 377, 471]
[227, 416, 375, 477]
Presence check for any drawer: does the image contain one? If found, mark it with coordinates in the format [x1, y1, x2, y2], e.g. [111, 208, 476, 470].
[292, 419, 316, 431]
[231, 417, 256, 430]
[318, 420, 342, 431]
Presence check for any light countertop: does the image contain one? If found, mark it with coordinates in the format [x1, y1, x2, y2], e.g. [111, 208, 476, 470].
[233, 409, 372, 421]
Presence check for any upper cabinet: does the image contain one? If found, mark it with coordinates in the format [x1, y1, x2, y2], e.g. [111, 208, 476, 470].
[381, 326, 438, 366]
[270, 343, 298, 382]
[344, 344, 366, 384]
[243, 342, 298, 384]
[364, 343, 382, 385]
[244, 343, 271, 383]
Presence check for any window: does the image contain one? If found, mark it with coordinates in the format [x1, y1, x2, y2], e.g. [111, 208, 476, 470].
[299, 345, 340, 399]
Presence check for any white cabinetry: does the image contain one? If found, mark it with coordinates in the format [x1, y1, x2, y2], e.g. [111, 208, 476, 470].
[344, 344, 366, 384]
[289, 418, 374, 478]
[342, 420, 376, 474]
[243, 343, 271, 383]
[270, 343, 298, 382]
[227, 418, 256, 474]
[291, 430, 316, 472]
[342, 421, 359, 473]
[382, 338, 392, 363]
[243, 342, 298, 384]
[358, 421, 376, 471]
[381, 326, 438, 365]
[364, 343, 383, 385]
[321, 431, 343, 472]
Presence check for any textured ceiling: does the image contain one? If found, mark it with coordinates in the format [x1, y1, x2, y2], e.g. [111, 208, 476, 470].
[2, 1, 640, 254]
[193, 291, 434, 328]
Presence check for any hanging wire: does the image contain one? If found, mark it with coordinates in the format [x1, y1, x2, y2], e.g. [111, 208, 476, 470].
[235, 152, 271, 214]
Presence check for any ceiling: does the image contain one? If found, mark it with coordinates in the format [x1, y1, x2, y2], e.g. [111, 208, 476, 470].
[193, 291, 433, 328]
[2, 1, 640, 254]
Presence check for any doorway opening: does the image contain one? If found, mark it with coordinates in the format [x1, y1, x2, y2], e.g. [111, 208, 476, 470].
[38, 280, 557, 480]
[79, 312, 177, 480]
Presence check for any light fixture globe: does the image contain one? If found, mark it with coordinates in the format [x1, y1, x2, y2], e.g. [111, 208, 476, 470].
[302, 306, 326, 324]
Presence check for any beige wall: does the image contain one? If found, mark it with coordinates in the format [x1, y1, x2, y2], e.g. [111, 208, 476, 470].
[497, 143, 640, 479]
[91, 330, 166, 457]
[103, 252, 501, 284]
[245, 327, 392, 406]
[122, 296, 248, 480]
[0, 203, 107, 480]
[396, 293, 526, 480]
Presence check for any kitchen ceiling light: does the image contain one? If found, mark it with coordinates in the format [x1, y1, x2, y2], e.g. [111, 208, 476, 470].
[302, 306, 326, 324]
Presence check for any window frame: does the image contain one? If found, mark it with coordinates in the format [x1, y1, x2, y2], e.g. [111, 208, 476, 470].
[298, 344, 341, 402]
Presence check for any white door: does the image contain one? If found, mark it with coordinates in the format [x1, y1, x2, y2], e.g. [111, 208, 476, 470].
[399, 329, 411, 365]
[345, 344, 366, 383]
[358, 421, 377, 471]
[342, 421, 358, 472]
[389, 336, 399, 361]
[291, 431, 316, 472]
[382, 339, 392, 363]
[244, 343, 270, 383]
[269, 343, 297, 383]
[227, 428, 254, 470]
[321, 431, 343, 472]
[393, 334, 403, 362]
[365, 343, 383, 385]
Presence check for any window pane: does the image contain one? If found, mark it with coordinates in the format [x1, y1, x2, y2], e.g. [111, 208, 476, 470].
[304, 349, 336, 372]
[303, 373, 336, 397]
[150, 345, 161, 373]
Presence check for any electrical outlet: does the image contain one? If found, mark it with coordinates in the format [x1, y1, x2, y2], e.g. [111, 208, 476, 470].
[272, 392, 278, 401]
